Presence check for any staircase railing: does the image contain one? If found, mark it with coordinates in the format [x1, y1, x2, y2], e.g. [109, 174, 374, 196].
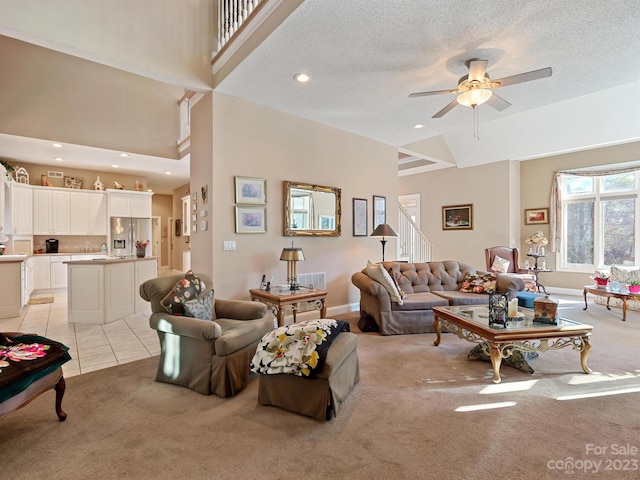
[217, 0, 263, 51]
[397, 205, 432, 263]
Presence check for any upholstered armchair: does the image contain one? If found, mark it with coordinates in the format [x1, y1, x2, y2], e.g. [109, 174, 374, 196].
[139, 273, 273, 397]
[485, 246, 536, 291]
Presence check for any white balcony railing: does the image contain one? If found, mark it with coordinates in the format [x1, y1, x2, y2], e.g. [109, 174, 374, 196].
[217, 0, 263, 51]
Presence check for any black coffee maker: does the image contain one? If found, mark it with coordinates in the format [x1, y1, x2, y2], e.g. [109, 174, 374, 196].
[45, 238, 59, 253]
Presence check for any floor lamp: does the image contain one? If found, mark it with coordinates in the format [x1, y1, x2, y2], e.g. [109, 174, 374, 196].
[371, 224, 398, 261]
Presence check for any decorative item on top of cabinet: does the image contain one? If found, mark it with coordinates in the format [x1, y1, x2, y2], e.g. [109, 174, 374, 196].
[15, 166, 29, 184]
[94, 176, 105, 191]
[114, 180, 124, 190]
[134, 179, 143, 191]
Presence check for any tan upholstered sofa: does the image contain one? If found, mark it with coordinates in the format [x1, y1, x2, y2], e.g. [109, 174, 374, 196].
[351, 260, 525, 336]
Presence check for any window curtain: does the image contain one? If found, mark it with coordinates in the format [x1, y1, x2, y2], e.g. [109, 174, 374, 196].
[550, 165, 640, 253]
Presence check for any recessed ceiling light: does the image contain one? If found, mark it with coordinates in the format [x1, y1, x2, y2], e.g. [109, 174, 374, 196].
[147, 189, 153, 192]
[112, 165, 119, 168]
[119, 153, 129, 157]
[165, 171, 172, 175]
[294, 73, 310, 83]
[414, 124, 424, 129]
[52, 143, 62, 148]
[54, 157, 63, 161]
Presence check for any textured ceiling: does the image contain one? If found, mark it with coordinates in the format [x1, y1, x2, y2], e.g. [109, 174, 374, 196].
[216, 0, 640, 167]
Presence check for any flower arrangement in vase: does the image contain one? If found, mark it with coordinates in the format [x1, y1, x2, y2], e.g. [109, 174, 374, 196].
[135, 240, 149, 258]
[525, 231, 548, 255]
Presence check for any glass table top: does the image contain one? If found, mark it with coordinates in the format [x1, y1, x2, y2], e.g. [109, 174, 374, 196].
[438, 305, 586, 330]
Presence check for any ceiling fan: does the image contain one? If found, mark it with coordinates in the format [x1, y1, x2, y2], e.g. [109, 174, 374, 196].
[409, 59, 552, 138]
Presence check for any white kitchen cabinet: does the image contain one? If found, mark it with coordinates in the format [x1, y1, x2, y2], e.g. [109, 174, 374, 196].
[69, 191, 107, 235]
[50, 255, 70, 289]
[6, 182, 33, 235]
[32, 255, 51, 290]
[33, 187, 70, 235]
[107, 189, 153, 218]
[21, 257, 34, 307]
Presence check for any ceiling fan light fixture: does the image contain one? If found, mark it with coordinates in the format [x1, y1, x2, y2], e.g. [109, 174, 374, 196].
[456, 88, 493, 107]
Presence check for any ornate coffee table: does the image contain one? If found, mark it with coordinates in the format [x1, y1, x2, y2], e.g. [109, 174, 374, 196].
[433, 305, 593, 383]
[583, 285, 640, 321]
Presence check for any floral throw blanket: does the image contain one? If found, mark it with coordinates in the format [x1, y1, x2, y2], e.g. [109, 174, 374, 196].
[251, 319, 350, 378]
[0, 333, 72, 403]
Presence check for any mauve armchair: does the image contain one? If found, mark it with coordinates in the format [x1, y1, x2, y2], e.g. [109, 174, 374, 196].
[485, 246, 537, 291]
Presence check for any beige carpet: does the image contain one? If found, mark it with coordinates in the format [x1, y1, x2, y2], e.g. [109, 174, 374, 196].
[2, 300, 639, 480]
[28, 296, 54, 305]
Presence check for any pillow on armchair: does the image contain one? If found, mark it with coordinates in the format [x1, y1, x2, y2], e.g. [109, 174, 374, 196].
[491, 256, 510, 273]
[183, 290, 216, 321]
[161, 270, 206, 315]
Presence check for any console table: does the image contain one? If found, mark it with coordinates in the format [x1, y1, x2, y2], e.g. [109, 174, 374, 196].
[250, 287, 327, 327]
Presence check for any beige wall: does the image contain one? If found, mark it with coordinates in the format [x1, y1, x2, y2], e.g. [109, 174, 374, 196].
[195, 92, 398, 307]
[399, 142, 639, 292]
[398, 160, 517, 269]
[520, 141, 640, 290]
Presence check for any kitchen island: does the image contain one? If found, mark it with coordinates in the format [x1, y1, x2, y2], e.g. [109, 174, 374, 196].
[65, 256, 157, 324]
[0, 255, 28, 318]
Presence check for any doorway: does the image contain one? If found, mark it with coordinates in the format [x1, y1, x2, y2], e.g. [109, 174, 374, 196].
[398, 193, 421, 260]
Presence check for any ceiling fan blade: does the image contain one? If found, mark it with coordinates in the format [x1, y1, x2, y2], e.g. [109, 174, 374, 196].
[486, 93, 512, 111]
[409, 88, 458, 98]
[432, 98, 459, 118]
[491, 67, 552, 88]
[468, 59, 488, 82]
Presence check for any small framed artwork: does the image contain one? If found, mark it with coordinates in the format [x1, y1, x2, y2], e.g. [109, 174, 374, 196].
[353, 198, 368, 236]
[235, 205, 267, 233]
[64, 176, 83, 189]
[442, 204, 473, 230]
[235, 176, 266, 204]
[175, 219, 181, 237]
[373, 195, 386, 228]
[524, 208, 549, 225]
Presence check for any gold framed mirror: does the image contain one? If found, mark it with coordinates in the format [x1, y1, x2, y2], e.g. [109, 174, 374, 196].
[283, 181, 341, 236]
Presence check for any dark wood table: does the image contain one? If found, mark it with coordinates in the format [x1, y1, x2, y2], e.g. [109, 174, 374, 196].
[583, 285, 640, 321]
[433, 305, 593, 383]
[250, 287, 327, 327]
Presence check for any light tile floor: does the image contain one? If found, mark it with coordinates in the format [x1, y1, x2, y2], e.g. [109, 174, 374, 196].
[0, 269, 182, 378]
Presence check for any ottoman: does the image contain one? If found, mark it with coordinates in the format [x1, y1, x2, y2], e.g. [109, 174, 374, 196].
[517, 291, 544, 308]
[258, 331, 360, 421]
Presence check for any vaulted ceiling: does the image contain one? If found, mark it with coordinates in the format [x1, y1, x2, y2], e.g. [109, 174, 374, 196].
[1, 0, 639, 190]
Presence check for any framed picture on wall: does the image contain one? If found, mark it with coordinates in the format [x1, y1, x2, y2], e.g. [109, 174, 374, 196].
[442, 204, 473, 230]
[353, 198, 368, 236]
[235, 176, 266, 204]
[235, 206, 267, 233]
[373, 195, 386, 228]
[524, 208, 549, 225]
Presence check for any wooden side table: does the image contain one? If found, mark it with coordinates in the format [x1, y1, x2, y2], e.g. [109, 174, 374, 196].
[249, 287, 328, 327]
[583, 285, 640, 321]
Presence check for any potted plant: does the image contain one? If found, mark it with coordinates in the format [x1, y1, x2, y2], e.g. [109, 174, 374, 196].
[591, 272, 609, 287]
[628, 280, 640, 294]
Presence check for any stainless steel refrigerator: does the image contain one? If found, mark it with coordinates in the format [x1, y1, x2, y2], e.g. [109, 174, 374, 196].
[110, 217, 152, 257]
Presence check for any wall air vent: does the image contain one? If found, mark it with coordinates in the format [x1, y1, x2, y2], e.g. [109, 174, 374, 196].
[48, 171, 63, 178]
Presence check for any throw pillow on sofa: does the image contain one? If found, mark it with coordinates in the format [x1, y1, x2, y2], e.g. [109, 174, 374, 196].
[491, 255, 510, 273]
[366, 260, 404, 305]
[459, 273, 497, 294]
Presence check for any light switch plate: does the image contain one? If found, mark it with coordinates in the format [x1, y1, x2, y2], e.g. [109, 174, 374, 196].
[223, 240, 236, 251]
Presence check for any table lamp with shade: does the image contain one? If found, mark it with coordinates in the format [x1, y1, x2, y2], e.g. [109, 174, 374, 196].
[371, 223, 397, 261]
[280, 242, 305, 290]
